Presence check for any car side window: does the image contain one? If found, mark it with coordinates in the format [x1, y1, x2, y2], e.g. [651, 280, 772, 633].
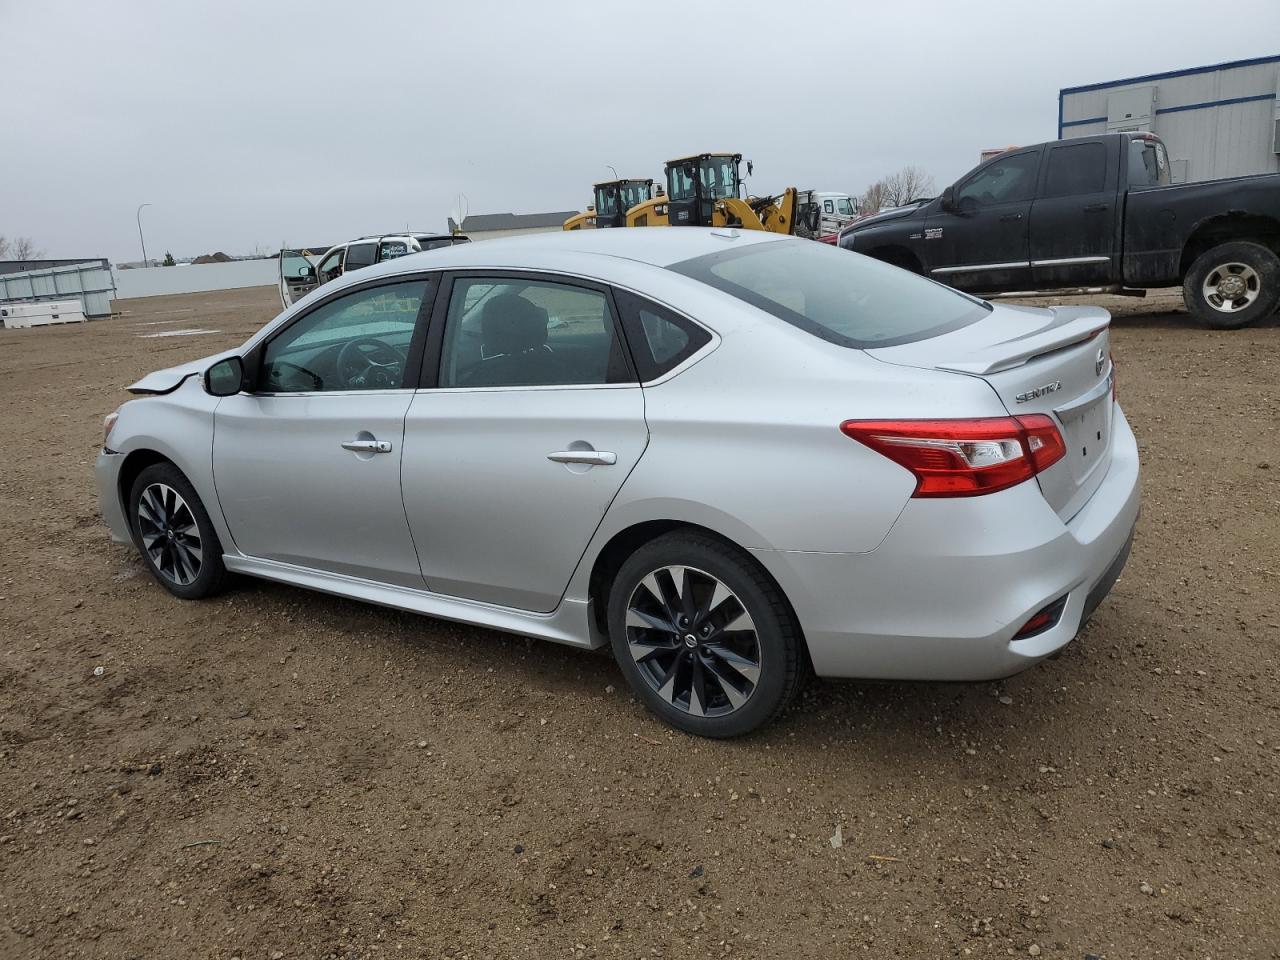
[378, 239, 412, 261]
[824, 199, 834, 214]
[317, 248, 344, 284]
[1041, 141, 1107, 198]
[260, 280, 430, 393]
[438, 277, 632, 388]
[344, 242, 377, 272]
[614, 290, 712, 381]
[1127, 138, 1171, 188]
[957, 151, 1040, 207]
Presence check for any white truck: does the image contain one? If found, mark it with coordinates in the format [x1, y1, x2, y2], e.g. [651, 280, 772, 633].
[279, 233, 470, 308]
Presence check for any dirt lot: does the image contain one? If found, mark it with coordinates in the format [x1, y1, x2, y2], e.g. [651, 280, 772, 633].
[1, 285, 1278, 960]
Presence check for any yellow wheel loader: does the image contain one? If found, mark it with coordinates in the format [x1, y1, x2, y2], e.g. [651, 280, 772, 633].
[564, 178, 655, 230]
[624, 153, 818, 235]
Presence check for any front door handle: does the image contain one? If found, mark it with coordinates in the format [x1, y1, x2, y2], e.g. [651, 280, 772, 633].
[547, 450, 617, 466]
[1083, 203, 1109, 213]
[341, 439, 393, 454]
[999, 212, 1023, 222]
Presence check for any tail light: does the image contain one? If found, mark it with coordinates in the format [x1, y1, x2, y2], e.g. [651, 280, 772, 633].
[840, 416, 1066, 497]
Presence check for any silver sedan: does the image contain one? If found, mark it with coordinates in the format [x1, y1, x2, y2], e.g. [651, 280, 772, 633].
[97, 229, 1140, 737]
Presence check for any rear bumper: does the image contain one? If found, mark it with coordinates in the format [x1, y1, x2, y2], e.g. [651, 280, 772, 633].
[753, 407, 1141, 681]
[96, 450, 132, 544]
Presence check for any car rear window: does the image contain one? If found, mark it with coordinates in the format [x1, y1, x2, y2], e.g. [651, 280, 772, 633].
[670, 240, 989, 348]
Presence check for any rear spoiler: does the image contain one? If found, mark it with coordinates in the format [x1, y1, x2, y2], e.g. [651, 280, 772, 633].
[935, 306, 1110, 375]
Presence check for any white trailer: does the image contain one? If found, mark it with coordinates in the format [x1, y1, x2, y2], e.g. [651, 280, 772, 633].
[0, 299, 86, 329]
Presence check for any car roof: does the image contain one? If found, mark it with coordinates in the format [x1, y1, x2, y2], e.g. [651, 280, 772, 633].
[358, 227, 789, 279]
[296, 229, 794, 307]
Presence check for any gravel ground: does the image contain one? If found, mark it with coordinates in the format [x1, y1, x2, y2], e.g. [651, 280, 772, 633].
[1, 285, 1278, 959]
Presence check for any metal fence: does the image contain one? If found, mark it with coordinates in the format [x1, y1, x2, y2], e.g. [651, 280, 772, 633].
[0, 261, 117, 317]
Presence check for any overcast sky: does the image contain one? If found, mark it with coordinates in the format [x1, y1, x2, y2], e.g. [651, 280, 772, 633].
[4, 0, 1278, 263]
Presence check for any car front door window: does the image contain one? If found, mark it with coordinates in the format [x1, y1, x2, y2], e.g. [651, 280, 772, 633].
[317, 249, 344, 284]
[957, 151, 1040, 209]
[261, 280, 430, 393]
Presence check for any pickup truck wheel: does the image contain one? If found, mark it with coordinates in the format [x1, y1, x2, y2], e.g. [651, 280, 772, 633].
[1183, 241, 1280, 330]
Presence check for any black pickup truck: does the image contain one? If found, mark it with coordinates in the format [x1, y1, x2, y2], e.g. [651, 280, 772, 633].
[839, 132, 1280, 329]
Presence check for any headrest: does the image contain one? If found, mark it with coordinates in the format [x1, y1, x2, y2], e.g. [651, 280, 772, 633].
[480, 294, 548, 356]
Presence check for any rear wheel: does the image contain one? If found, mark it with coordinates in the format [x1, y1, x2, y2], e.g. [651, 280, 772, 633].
[1183, 241, 1280, 329]
[607, 532, 803, 738]
[128, 462, 229, 599]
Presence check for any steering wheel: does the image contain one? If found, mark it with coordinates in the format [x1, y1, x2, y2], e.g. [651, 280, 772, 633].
[336, 336, 405, 389]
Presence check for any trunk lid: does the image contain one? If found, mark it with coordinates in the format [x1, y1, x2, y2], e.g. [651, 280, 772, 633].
[866, 302, 1115, 520]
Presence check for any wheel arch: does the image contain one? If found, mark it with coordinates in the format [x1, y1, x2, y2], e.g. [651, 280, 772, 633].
[117, 448, 176, 522]
[1179, 213, 1280, 277]
[585, 519, 809, 665]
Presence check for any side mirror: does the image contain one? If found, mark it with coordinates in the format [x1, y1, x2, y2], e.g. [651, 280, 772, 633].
[299, 264, 314, 278]
[940, 185, 956, 212]
[746, 160, 754, 176]
[204, 356, 245, 397]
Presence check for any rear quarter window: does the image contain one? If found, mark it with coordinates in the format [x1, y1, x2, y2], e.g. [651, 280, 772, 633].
[614, 290, 712, 380]
[670, 240, 989, 348]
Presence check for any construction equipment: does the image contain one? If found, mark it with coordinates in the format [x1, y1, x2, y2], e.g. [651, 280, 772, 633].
[564, 179, 656, 230]
[624, 153, 818, 235]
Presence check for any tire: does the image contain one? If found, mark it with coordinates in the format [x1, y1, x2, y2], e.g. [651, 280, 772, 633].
[606, 531, 804, 738]
[1182, 241, 1280, 330]
[128, 462, 229, 600]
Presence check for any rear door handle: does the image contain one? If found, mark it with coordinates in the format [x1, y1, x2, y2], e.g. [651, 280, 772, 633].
[547, 450, 617, 466]
[999, 212, 1023, 222]
[341, 439, 393, 453]
[1083, 203, 1109, 213]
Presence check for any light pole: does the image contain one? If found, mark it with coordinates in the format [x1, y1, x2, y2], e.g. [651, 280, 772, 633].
[136, 203, 152, 266]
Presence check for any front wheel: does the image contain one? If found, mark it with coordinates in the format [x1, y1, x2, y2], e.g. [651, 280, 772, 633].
[128, 462, 229, 599]
[1183, 241, 1280, 329]
[607, 532, 804, 738]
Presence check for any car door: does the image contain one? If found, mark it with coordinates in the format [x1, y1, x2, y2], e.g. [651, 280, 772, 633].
[212, 277, 435, 587]
[922, 147, 1042, 292]
[278, 248, 319, 309]
[1029, 138, 1120, 287]
[401, 272, 648, 612]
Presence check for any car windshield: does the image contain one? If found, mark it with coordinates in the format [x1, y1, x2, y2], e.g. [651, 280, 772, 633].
[670, 240, 990, 348]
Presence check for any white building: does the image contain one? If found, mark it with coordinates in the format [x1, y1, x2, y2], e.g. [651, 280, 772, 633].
[447, 211, 579, 242]
[1058, 54, 1280, 183]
